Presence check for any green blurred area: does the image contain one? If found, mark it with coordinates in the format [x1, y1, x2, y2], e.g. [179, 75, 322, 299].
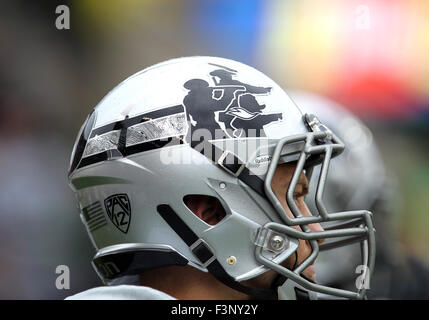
[381, 127, 429, 261]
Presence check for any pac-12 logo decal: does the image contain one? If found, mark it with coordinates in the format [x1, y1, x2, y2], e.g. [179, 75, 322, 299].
[182, 63, 283, 140]
[104, 194, 131, 233]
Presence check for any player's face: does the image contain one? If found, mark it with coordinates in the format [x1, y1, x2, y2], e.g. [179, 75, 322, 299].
[270, 163, 325, 281]
[244, 163, 324, 290]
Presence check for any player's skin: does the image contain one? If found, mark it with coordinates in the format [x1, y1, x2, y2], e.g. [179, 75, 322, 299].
[139, 163, 325, 299]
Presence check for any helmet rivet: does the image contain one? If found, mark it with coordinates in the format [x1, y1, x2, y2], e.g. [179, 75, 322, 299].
[270, 235, 285, 251]
[219, 182, 226, 189]
[227, 256, 236, 265]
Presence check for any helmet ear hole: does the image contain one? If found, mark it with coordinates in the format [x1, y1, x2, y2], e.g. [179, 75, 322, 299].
[183, 195, 226, 226]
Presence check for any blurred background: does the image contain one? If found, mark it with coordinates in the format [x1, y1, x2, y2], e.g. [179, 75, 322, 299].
[0, 0, 428, 299]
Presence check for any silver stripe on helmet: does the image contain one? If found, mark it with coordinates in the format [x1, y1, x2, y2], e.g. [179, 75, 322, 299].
[82, 129, 121, 158]
[126, 112, 187, 147]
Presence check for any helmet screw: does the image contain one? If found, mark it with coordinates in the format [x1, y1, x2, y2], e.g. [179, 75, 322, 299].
[227, 256, 236, 265]
[270, 235, 286, 251]
[219, 182, 226, 189]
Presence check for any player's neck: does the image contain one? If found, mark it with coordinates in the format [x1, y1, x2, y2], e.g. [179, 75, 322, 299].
[139, 265, 250, 300]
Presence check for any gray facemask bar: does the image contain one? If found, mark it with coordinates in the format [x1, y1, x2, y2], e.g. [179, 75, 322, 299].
[256, 131, 376, 300]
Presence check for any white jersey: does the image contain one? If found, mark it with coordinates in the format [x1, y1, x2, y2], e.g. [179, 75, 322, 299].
[65, 285, 176, 300]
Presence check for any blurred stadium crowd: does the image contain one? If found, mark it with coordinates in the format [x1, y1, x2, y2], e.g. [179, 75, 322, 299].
[0, 0, 428, 299]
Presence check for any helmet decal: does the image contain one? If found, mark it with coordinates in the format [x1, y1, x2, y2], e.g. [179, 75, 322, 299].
[183, 64, 283, 140]
[81, 201, 107, 232]
[104, 194, 132, 234]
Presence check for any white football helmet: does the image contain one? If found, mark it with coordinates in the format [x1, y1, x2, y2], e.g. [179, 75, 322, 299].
[68, 57, 375, 299]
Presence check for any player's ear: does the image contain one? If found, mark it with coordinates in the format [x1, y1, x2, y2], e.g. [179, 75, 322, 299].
[184, 195, 225, 225]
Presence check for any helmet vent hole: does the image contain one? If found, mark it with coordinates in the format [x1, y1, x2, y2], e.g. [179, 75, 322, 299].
[183, 195, 226, 226]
